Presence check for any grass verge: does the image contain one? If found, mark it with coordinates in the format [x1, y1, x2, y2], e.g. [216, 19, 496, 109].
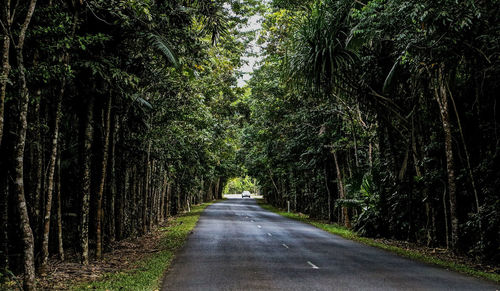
[257, 199, 499, 283]
[72, 201, 216, 290]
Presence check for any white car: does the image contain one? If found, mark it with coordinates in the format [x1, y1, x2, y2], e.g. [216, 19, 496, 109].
[242, 191, 251, 198]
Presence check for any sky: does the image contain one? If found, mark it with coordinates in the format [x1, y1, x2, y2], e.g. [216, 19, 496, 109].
[237, 14, 264, 87]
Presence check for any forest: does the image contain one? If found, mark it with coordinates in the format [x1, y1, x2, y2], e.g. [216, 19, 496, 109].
[0, 0, 257, 289]
[241, 0, 499, 265]
[0, 0, 499, 290]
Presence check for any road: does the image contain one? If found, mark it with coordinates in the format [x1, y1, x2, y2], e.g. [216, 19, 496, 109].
[161, 198, 498, 290]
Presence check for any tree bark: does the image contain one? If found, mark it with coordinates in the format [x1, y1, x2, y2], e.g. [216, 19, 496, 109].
[166, 181, 172, 218]
[160, 172, 167, 222]
[80, 96, 94, 265]
[107, 111, 117, 243]
[215, 177, 221, 200]
[29, 93, 43, 248]
[96, 95, 112, 260]
[0, 27, 10, 146]
[332, 150, 350, 228]
[114, 117, 123, 240]
[434, 65, 458, 248]
[56, 147, 64, 261]
[142, 144, 150, 234]
[324, 165, 333, 222]
[40, 83, 64, 270]
[12, 0, 38, 289]
[0, 171, 8, 271]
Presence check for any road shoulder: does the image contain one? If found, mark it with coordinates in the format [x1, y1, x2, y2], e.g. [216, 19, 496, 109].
[256, 199, 500, 284]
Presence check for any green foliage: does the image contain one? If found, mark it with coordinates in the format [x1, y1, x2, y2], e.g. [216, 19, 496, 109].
[242, 0, 500, 262]
[224, 176, 258, 194]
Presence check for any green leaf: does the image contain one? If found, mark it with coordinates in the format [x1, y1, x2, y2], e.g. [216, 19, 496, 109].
[147, 33, 179, 67]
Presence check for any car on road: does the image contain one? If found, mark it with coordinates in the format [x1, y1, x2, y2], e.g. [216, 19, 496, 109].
[242, 191, 251, 198]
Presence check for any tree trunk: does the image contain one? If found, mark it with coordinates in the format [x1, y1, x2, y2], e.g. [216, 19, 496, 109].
[56, 148, 64, 261]
[96, 95, 112, 260]
[332, 150, 350, 228]
[13, 1, 38, 288]
[324, 165, 333, 222]
[0, 171, 8, 271]
[80, 96, 94, 265]
[176, 183, 181, 214]
[435, 65, 458, 248]
[30, 95, 43, 249]
[40, 83, 64, 270]
[160, 173, 167, 222]
[215, 178, 221, 200]
[166, 181, 172, 218]
[107, 112, 117, 244]
[0, 26, 10, 146]
[114, 116, 123, 240]
[143, 142, 151, 233]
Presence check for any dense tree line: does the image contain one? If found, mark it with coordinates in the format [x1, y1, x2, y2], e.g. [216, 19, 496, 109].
[242, 0, 499, 263]
[0, 0, 255, 289]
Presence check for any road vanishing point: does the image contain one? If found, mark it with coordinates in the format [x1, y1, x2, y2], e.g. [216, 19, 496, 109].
[162, 198, 499, 291]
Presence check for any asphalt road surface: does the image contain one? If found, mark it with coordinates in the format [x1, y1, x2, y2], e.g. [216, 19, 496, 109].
[161, 198, 499, 291]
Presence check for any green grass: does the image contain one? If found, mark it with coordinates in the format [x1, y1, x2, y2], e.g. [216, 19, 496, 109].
[257, 200, 500, 283]
[72, 201, 215, 291]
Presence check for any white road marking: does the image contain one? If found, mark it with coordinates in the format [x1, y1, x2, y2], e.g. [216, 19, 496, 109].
[282, 243, 289, 249]
[307, 261, 319, 269]
[257, 225, 262, 228]
[267, 233, 272, 236]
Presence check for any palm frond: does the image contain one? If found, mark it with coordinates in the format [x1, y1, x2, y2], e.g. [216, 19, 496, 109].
[148, 33, 179, 67]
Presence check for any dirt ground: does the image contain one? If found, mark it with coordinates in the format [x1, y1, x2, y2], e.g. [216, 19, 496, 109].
[36, 222, 170, 290]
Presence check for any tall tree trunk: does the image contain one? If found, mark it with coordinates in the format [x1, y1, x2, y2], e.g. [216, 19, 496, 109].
[448, 84, 483, 245]
[116, 163, 126, 241]
[13, 1, 38, 289]
[176, 183, 181, 214]
[30, 95, 43, 248]
[80, 97, 94, 265]
[114, 116, 123, 240]
[215, 178, 221, 200]
[166, 181, 172, 218]
[0, 3, 10, 259]
[160, 172, 167, 222]
[324, 164, 333, 222]
[130, 166, 137, 236]
[28, 51, 42, 255]
[143, 141, 151, 233]
[434, 65, 458, 248]
[40, 84, 64, 270]
[0, 22, 10, 146]
[107, 112, 117, 244]
[14, 47, 36, 291]
[0, 171, 8, 271]
[332, 150, 350, 228]
[96, 95, 112, 260]
[56, 147, 64, 261]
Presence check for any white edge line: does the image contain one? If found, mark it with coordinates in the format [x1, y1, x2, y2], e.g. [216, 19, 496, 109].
[282, 243, 289, 249]
[267, 233, 272, 236]
[307, 261, 319, 269]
